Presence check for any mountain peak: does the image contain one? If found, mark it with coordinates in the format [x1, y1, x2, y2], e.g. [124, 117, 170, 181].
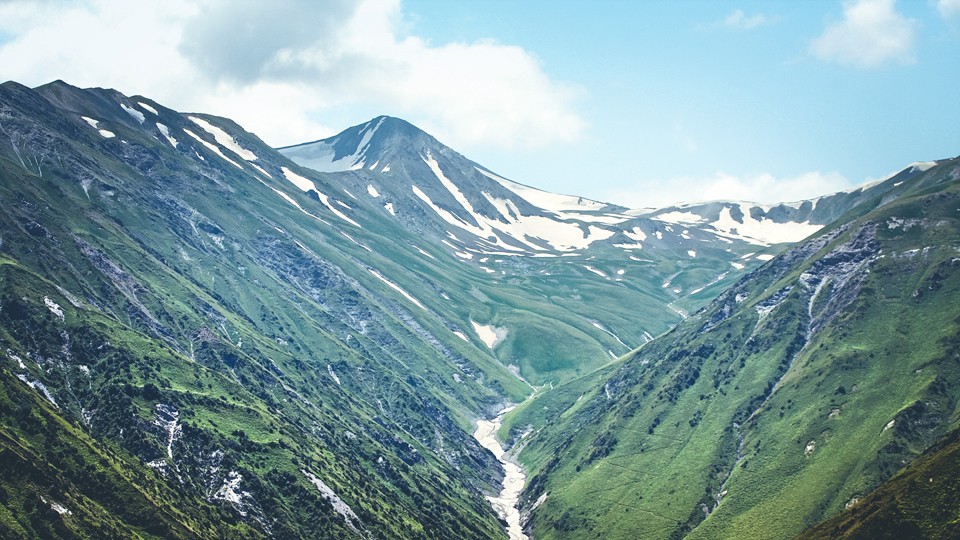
[277, 115, 443, 173]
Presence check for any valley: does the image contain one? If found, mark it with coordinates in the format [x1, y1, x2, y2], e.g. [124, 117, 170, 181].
[473, 404, 528, 540]
[0, 79, 957, 539]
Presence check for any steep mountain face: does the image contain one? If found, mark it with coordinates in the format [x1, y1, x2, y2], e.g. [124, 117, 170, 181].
[797, 426, 960, 539]
[506, 158, 960, 539]
[279, 117, 925, 382]
[0, 80, 529, 538]
[280, 116, 850, 258]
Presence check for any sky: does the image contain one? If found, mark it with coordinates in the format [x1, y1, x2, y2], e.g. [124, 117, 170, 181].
[0, 0, 958, 207]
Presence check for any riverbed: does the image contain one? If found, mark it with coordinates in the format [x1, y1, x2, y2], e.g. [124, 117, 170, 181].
[473, 407, 527, 540]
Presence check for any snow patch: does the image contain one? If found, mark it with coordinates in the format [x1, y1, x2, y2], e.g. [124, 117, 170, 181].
[8, 350, 27, 370]
[137, 101, 158, 115]
[153, 403, 181, 460]
[281, 167, 361, 227]
[249, 162, 272, 178]
[43, 296, 64, 321]
[183, 129, 244, 169]
[413, 245, 434, 259]
[477, 167, 607, 213]
[156, 123, 178, 148]
[655, 211, 705, 224]
[188, 116, 258, 161]
[82, 117, 116, 139]
[582, 265, 608, 278]
[48, 500, 72, 515]
[712, 206, 822, 245]
[213, 471, 251, 515]
[80, 116, 117, 139]
[592, 321, 628, 348]
[471, 320, 507, 349]
[367, 184, 380, 197]
[368, 269, 427, 310]
[281, 166, 317, 191]
[281, 117, 384, 172]
[314, 189, 362, 227]
[625, 226, 647, 242]
[473, 409, 527, 540]
[16, 374, 59, 408]
[120, 102, 145, 123]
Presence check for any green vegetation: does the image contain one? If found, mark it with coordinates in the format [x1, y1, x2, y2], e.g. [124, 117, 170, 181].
[2, 78, 956, 540]
[0, 81, 516, 538]
[797, 427, 960, 539]
[514, 157, 960, 539]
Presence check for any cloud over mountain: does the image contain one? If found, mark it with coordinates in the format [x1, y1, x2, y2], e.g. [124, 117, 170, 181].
[0, 0, 584, 148]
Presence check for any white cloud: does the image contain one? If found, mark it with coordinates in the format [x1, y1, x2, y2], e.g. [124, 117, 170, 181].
[937, 0, 960, 18]
[604, 171, 853, 208]
[723, 9, 773, 30]
[809, 0, 919, 69]
[0, 0, 584, 148]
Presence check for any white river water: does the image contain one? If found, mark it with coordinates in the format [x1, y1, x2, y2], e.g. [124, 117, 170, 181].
[473, 406, 527, 540]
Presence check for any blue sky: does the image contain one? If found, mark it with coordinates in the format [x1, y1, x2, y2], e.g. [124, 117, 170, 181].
[401, 0, 960, 205]
[0, 0, 958, 206]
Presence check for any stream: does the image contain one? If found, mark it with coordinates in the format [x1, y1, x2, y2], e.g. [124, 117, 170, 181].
[473, 406, 527, 540]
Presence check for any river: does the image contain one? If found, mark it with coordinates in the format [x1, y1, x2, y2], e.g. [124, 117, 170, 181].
[473, 406, 527, 540]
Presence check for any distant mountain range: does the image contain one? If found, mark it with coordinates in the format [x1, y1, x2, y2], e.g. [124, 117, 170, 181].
[0, 79, 956, 539]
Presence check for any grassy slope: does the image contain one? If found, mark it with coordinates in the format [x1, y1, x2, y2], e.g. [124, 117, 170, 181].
[0, 83, 512, 538]
[515, 158, 960, 540]
[796, 428, 960, 539]
[0, 361, 263, 539]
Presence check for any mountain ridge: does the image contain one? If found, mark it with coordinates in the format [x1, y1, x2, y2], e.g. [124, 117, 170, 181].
[1, 78, 957, 539]
[504, 155, 960, 539]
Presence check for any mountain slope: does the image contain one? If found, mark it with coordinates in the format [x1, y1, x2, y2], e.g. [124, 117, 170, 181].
[797, 427, 960, 539]
[0, 353, 262, 539]
[508, 156, 960, 539]
[3, 77, 954, 539]
[280, 116, 930, 384]
[1, 79, 523, 538]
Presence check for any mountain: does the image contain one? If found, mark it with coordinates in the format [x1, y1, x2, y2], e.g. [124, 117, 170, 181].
[504, 156, 960, 539]
[280, 116, 857, 257]
[279, 117, 941, 384]
[797, 426, 960, 539]
[0, 79, 532, 538]
[1, 79, 810, 538]
[1, 77, 955, 540]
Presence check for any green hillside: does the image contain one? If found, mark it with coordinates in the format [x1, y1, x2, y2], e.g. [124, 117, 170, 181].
[797, 427, 960, 539]
[0, 80, 515, 538]
[2, 77, 957, 539]
[511, 157, 960, 539]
